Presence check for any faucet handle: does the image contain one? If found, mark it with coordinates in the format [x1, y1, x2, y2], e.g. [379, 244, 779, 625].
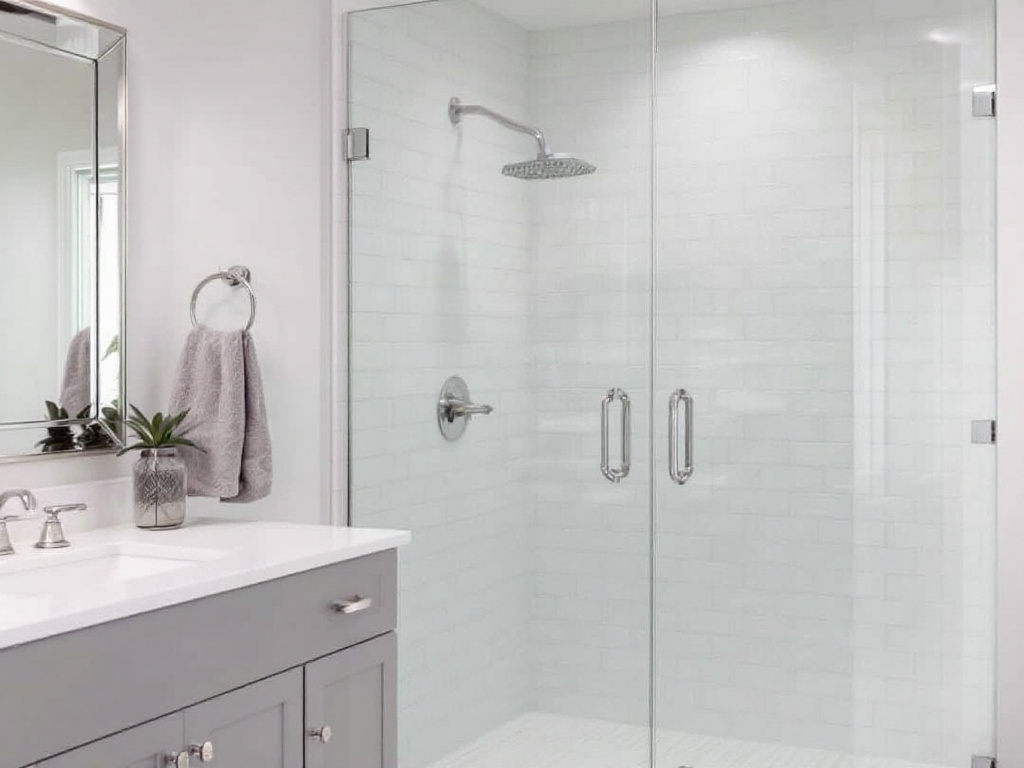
[35, 503, 87, 549]
[44, 503, 88, 516]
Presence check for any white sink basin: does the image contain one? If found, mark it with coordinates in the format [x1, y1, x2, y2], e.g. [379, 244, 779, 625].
[0, 543, 223, 598]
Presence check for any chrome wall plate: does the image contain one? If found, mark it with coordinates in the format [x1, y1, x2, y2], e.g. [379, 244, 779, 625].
[437, 376, 493, 441]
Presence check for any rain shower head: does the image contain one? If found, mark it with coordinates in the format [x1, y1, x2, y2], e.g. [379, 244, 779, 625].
[503, 154, 596, 180]
[449, 96, 596, 181]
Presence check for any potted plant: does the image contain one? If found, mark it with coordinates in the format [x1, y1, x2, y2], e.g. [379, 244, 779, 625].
[119, 406, 202, 529]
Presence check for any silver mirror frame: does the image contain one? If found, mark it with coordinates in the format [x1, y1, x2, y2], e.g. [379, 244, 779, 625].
[0, 0, 126, 462]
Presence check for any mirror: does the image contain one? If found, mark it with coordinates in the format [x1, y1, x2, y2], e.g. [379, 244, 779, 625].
[0, 1, 125, 459]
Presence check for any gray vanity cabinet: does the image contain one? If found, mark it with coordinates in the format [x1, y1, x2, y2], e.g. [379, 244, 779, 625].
[37, 714, 183, 768]
[9, 550, 400, 768]
[304, 634, 397, 768]
[185, 670, 303, 768]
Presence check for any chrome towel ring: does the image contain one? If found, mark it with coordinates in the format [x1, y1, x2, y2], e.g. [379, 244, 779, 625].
[190, 265, 257, 332]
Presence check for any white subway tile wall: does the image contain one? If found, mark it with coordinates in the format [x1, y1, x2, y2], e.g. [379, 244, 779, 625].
[345, 1, 996, 768]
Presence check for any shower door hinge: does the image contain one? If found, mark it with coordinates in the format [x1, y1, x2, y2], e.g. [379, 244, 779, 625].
[344, 127, 370, 161]
[972, 756, 996, 768]
[972, 420, 997, 444]
[972, 84, 997, 118]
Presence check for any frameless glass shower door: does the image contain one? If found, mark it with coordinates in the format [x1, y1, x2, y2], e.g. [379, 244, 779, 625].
[653, 2, 997, 767]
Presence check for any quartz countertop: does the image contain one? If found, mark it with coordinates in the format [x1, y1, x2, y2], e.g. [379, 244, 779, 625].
[0, 519, 410, 650]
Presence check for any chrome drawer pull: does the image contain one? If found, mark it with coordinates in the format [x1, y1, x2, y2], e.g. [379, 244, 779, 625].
[330, 596, 373, 614]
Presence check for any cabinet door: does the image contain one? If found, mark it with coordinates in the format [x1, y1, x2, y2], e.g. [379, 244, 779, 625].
[305, 633, 397, 768]
[184, 669, 302, 768]
[37, 713, 183, 768]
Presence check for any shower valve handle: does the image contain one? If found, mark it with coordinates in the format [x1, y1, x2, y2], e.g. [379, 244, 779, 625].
[439, 397, 494, 422]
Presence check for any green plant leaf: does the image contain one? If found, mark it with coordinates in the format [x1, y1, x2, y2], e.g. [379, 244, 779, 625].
[120, 405, 201, 451]
[162, 409, 190, 437]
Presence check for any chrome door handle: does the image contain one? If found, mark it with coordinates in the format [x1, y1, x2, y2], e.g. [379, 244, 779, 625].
[330, 596, 373, 614]
[669, 389, 694, 485]
[166, 753, 190, 768]
[600, 389, 631, 483]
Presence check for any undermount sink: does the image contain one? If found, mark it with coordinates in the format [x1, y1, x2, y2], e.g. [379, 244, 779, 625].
[0, 543, 223, 598]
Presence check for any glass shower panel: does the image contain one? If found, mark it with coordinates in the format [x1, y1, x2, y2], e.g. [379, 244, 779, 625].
[653, 2, 996, 767]
[347, 3, 653, 768]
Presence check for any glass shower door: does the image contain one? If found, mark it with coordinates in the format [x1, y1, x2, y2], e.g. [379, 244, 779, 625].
[653, 2, 997, 767]
[347, 3, 654, 768]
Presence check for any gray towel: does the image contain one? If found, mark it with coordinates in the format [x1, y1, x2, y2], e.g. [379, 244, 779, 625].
[59, 327, 92, 417]
[168, 325, 272, 503]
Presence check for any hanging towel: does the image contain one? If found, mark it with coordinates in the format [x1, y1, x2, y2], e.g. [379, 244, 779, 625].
[168, 325, 272, 502]
[59, 327, 92, 418]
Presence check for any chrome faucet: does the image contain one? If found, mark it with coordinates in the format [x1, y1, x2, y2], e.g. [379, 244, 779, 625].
[0, 489, 38, 556]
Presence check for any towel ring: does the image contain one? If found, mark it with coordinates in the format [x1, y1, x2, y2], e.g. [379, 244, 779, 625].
[190, 265, 257, 332]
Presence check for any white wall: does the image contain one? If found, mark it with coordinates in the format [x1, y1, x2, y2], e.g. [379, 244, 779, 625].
[996, 0, 1024, 766]
[0, 0, 334, 525]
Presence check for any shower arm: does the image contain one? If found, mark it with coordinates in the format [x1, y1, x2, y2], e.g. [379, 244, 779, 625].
[448, 97, 553, 159]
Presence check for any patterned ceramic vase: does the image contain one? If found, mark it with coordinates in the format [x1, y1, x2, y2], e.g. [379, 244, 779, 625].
[133, 448, 187, 529]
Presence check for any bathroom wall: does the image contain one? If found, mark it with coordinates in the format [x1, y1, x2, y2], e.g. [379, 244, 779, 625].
[0, 0, 334, 525]
[345, 3, 534, 765]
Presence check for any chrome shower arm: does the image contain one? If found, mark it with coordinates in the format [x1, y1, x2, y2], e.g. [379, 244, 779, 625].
[449, 97, 552, 158]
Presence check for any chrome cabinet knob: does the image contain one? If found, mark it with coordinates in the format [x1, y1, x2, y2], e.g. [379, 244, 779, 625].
[309, 725, 333, 743]
[166, 752, 190, 768]
[189, 741, 214, 762]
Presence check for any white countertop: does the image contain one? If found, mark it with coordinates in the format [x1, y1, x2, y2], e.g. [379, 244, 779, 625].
[0, 519, 410, 651]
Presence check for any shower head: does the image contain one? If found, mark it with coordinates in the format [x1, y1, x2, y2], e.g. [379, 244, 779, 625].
[449, 96, 596, 181]
[502, 154, 597, 180]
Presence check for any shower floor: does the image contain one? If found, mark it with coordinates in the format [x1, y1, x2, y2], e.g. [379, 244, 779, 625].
[424, 712, 951, 768]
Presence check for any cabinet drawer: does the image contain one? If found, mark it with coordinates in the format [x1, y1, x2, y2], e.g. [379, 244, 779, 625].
[2, 550, 397, 768]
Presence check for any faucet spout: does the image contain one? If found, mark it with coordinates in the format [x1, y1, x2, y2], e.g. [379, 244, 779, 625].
[0, 488, 37, 556]
[0, 489, 37, 514]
